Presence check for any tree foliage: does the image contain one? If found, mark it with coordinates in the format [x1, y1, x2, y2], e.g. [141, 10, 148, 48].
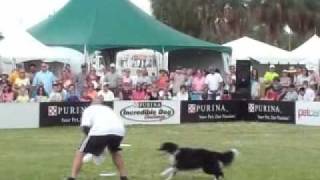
[151, 0, 320, 49]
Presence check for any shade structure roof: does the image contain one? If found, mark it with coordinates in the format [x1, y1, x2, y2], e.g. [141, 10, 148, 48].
[224, 36, 294, 64]
[291, 34, 320, 66]
[29, 0, 230, 54]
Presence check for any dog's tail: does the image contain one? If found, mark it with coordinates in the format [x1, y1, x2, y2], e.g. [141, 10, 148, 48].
[218, 149, 239, 166]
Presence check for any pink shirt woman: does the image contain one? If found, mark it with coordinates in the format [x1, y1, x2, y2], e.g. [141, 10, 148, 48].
[191, 70, 205, 92]
[131, 85, 146, 100]
[0, 85, 14, 102]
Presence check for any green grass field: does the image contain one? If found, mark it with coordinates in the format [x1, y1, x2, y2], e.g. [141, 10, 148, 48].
[0, 122, 320, 180]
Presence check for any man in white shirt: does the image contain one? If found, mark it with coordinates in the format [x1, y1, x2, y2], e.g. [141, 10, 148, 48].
[68, 97, 128, 180]
[303, 81, 315, 101]
[98, 83, 115, 101]
[204, 68, 223, 100]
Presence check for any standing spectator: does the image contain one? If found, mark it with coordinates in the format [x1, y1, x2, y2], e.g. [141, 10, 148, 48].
[15, 86, 30, 103]
[174, 85, 189, 100]
[32, 63, 56, 94]
[14, 68, 30, 90]
[191, 69, 205, 100]
[27, 63, 37, 84]
[295, 67, 309, 88]
[60, 64, 74, 89]
[32, 86, 48, 102]
[251, 68, 261, 100]
[150, 72, 157, 84]
[302, 81, 315, 101]
[87, 67, 99, 89]
[205, 67, 223, 100]
[282, 84, 298, 101]
[157, 70, 169, 90]
[97, 83, 115, 101]
[131, 69, 144, 86]
[121, 69, 133, 87]
[119, 83, 132, 100]
[75, 64, 88, 95]
[8, 65, 21, 85]
[86, 83, 98, 100]
[141, 70, 152, 85]
[48, 83, 64, 102]
[263, 64, 279, 87]
[172, 68, 186, 95]
[0, 84, 14, 102]
[131, 84, 146, 100]
[225, 65, 236, 94]
[65, 84, 80, 102]
[280, 70, 292, 88]
[103, 63, 120, 96]
[308, 67, 320, 90]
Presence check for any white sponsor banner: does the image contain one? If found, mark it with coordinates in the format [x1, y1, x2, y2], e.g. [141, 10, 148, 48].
[296, 102, 320, 126]
[114, 100, 180, 125]
[0, 103, 39, 129]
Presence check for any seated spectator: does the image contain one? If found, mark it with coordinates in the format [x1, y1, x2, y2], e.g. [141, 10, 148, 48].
[97, 83, 115, 101]
[65, 84, 80, 102]
[131, 84, 146, 100]
[159, 87, 172, 100]
[282, 84, 298, 101]
[48, 83, 64, 102]
[32, 86, 48, 102]
[297, 87, 306, 101]
[80, 89, 92, 102]
[86, 83, 97, 100]
[15, 86, 30, 103]
[119, 83, 132, 100]
[174, 85, 189, 101]
[263, 86, 279, 101]
[0, 84, 14, 103]
[147, 84, 159, 100]
[221, 90, 232, 100]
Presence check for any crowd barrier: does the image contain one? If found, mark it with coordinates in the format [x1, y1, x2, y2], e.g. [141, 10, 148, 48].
[0, 100, 319, 129]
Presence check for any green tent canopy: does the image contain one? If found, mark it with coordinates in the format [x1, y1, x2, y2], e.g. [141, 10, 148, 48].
[29, 0, 231, 53]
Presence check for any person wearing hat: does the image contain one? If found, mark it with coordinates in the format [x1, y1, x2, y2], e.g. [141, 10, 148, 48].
[263, 64, 279, 86]
[97, 82, 115, 101]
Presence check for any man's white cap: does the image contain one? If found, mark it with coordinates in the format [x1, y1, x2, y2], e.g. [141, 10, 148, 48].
[110, 63, 115, 67]
[269, 64, 275, 68]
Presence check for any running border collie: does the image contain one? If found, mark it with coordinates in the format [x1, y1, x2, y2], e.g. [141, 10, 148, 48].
[159, 142, 239, 180]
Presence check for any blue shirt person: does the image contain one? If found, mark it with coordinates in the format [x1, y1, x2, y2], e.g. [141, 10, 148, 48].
[32, 63, 56, 94]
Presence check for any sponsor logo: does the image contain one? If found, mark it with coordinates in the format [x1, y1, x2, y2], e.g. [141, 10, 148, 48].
[248, 103, 281, 113]
[120, 102, 174, 122]
[188, 103, 228, 114]
[47, 105, 88, 117]
[298, 109, 320, 119]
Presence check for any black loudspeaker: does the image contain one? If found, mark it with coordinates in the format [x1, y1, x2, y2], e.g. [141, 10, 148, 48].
[235, 60, 251, 99]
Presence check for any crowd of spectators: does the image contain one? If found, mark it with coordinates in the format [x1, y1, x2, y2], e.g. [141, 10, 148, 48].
[0, 62, 320, 103]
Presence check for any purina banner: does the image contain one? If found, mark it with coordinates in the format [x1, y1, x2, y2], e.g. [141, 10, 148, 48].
[39, 102, 113, 127]
[114, 101, 180, 125]
[247, 100, 295, 123]
[180, 100, 243, 123]
[296, 102, 320, 126]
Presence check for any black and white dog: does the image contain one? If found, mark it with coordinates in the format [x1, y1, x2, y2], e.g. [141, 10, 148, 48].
[159, 142, 239, 180]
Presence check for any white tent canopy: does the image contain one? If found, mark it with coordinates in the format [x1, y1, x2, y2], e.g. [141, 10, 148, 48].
[224, 36, 295, 65]
[291, 34, 320, 68]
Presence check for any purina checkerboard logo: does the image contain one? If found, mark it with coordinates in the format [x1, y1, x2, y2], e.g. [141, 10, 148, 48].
[48, 106, 58, 116]
[188, 104, 197, 114]
[248, 103, 254, 113]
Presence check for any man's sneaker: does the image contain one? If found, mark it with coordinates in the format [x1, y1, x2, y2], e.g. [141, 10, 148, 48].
[66, 177, 75, 180]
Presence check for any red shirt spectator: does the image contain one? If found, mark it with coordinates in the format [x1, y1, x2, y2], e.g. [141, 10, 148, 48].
[131, 85, 146, 100]
[157, 71, 169, 90]
[264, 88, 279, 101]
[0, 84, 14, 102]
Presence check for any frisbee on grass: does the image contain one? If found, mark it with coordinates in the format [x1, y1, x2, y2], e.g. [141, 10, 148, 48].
[99, 172, 117, 177]
[120, 144, 132, 147]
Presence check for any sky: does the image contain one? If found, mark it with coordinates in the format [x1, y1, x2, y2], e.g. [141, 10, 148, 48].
[0, 0, 152, 29]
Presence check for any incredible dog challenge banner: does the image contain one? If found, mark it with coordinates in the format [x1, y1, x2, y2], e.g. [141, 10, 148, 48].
[247, 100, 295, 123]
[296, 102, 320, 126]
[180, 100, 243, 123]
[114, 101, 180, 125]
[39, 102, 113, 127]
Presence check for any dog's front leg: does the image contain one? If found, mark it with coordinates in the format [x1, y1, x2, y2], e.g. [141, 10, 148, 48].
[161, 167, 174, 176]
